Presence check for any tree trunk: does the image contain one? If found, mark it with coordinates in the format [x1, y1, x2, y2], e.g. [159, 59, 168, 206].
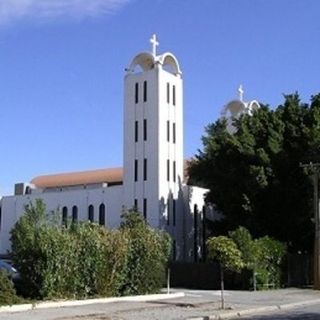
[220, 264, 225, 309]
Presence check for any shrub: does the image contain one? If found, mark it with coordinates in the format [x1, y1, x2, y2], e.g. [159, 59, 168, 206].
[10, 201, 170, 299]
[254, 236, 286, 288]
[119, 209, 171, 295]
[10, 199, 47, 298]
[0, 270, 20, 306]
[229, 226, 286, 289]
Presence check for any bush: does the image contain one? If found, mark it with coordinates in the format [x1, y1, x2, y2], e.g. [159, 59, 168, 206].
[119, 210, 171, 295]
[10, 199, 47, 298]
[10, 200, 170, 299]
[0, 270, 20, 306]
[229, 226, 286, 289]
[254, 236, 286, 288]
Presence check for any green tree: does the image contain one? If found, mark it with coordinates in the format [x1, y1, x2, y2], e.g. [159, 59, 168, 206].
[207, 236, 244, 309]
[189, 93, 320, 253]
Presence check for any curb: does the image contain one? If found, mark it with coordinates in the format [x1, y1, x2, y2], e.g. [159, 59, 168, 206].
[0, 292, 185, 314]
[187, 298, 320, 320]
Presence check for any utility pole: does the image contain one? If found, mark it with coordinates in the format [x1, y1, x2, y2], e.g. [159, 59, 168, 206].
[300, 162, 320, 289]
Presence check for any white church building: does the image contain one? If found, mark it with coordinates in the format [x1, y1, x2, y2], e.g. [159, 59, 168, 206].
[0, 35, 209, 262]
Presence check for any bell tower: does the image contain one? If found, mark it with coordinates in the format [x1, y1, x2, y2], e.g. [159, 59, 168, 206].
[123, 35, 183, 230]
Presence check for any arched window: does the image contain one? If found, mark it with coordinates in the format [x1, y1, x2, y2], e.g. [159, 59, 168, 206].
[99, 203, 106, 226]
[88, 205, 94, 222]
[62, 206, 68, 227]
[72, 206, 78, 223]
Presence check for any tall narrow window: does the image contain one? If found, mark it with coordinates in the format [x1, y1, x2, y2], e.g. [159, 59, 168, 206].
[134, 199, 138, 210]
[173, 123, 176, 144]
[99, 203, 105, 226]
[72, 206, 78, 223]
[173, 200, 176, 227]
[172, 240, 176, 261]
[167, 159, 170, 181]
[143, 158, 147, 181]
[135, 121, 138, 142]
[194, 204, 198, 262]
[88, 205, 94, 222]
[167, 120, 170, 142]
[173, 161, 176, 182]
[173, 85, 176, 106]
[62, 206, 68, 227]
[143, 119, 147, 141]
[167, 198, 170, 226]
[167, 82, 170, 103]
[143, 80, 147, 102]
[135, 82, 139, 103]
[134, 159, 138, 182]
[143, 198, 147, 219]
[202, 205, 206, 261]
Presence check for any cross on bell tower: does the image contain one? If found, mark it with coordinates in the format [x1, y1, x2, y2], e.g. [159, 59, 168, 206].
[150, 34, 159, 57]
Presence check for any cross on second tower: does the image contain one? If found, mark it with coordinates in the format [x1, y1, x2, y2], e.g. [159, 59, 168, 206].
[238, 84, 244, 102]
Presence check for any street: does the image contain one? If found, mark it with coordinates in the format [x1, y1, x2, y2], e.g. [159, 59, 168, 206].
[241, 304, 320, 319]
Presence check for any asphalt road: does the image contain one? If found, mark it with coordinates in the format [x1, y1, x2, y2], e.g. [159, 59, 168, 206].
[241, 304, 320, 319]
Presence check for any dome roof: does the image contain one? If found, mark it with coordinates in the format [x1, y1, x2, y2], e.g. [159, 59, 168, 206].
[222, 100, 247, 117]
[157, 52, 182, 75]
[127, 51, 182, 76]
[128, 52, 155, 72]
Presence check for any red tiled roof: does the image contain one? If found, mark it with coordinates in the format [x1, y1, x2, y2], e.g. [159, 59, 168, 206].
[31, 160, 191, 189]
[31, 167, 123, 188]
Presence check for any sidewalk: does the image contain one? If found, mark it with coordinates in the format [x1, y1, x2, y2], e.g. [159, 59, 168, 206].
[0, 292, 185, 313]
[1, 288, 320, 320]
[184, 288, 320, 319]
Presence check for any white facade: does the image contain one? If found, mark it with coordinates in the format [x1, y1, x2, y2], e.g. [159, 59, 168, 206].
[0, 36, 207, 262]
[0, 184, 123, 255]
[123, 49, 183, 229]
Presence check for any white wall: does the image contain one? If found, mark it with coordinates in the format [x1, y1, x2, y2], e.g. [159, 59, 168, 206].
[0, 185, 123, 254]
[182, 185, 208, 262]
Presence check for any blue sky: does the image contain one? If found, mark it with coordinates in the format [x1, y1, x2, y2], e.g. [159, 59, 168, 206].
[0, 0, 319, 196]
